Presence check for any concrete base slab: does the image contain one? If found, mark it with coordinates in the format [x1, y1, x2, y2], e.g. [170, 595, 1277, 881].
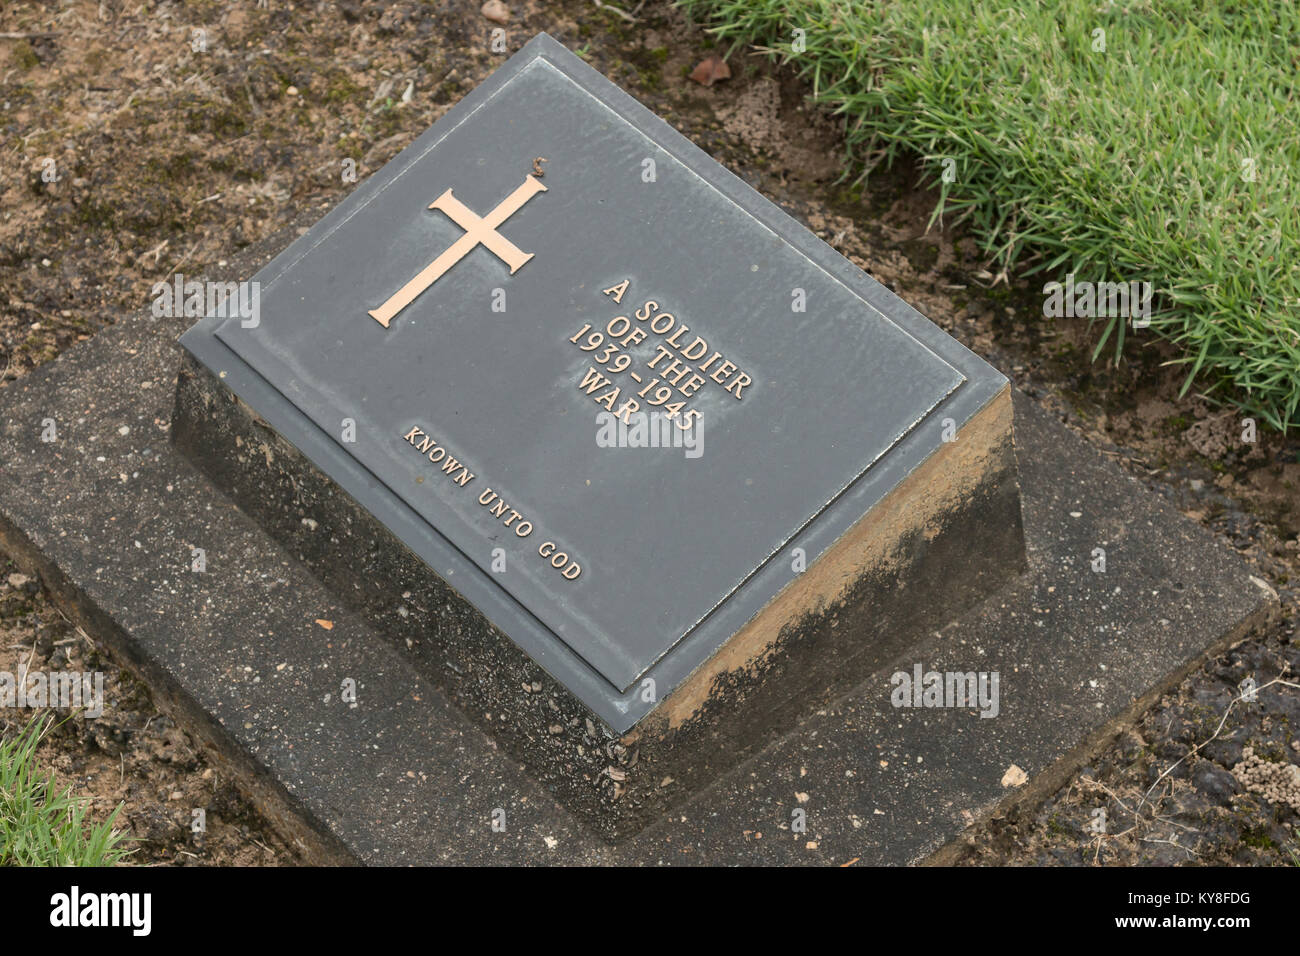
[0, 223, 1276, 865]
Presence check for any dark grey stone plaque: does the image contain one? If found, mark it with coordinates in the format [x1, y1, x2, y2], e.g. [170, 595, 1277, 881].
[177, 35, 1021, 834]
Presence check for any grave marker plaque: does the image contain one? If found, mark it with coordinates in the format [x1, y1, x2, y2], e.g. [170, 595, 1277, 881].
[175, 34, 1024, 838]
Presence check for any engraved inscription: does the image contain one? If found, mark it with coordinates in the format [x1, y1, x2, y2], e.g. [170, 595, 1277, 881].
[401, 424, 581, 581]
[567, 277, 754, 428]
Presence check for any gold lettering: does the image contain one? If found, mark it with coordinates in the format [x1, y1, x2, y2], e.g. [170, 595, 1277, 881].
[681, 336, 709, 361]
[665, 324, 690, 348]
[540, 541, 581, 579]
[660, 357, 692, 387]
[578, 367, 611, 394]
[615, 398, 640, 423]
[403, 429, 477, 490]
[709, 359, 737, 384]
[697, 351, 723, 373]
[724, 372, 752, 399]
[593, 385, 620, 411]
[649, 311, 675, 334]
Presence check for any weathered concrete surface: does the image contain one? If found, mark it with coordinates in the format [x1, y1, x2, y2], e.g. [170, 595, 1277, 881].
[0, 221, 1275, 864]
[171, 349, 1023, 842]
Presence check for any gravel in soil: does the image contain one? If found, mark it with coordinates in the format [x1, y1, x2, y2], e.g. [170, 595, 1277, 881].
[0, 569, 297, 865]
[2, 0, 1297, 864]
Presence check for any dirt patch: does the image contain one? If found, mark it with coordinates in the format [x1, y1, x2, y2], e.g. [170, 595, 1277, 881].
[0, 568, 296, 865]
[2, 0, 1297, 865]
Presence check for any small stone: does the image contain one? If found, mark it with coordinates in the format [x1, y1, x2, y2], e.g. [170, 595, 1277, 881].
[481, 0, 509, 24]
[1001, 764, 1028, 788]
[688, 55, 731, 88]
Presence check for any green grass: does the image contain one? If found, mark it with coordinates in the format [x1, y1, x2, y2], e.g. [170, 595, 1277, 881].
[677, 0, 1300, 431]
[0, 716, 132, 866]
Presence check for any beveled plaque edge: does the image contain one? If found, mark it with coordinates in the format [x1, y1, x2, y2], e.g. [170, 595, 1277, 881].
[178, 33, 1011, 732]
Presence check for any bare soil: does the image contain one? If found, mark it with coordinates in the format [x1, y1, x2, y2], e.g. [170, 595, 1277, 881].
[2, 0, 1297, 865]
[0, 569, 296, 864]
